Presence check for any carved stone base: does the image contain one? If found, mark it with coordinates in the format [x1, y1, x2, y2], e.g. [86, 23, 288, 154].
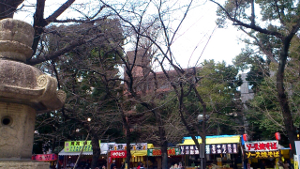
[0, 160, 49, 169]
[0, 102, 36, 158]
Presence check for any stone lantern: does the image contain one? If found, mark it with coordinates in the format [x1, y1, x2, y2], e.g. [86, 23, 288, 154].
[0, 19, 66, 168]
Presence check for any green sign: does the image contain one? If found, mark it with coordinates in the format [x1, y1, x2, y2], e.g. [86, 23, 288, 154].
[148, 148, 180, 156]
[64, 140, 101, 152]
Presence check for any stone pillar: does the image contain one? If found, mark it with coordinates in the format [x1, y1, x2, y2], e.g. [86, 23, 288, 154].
[0, 19, 66, 169]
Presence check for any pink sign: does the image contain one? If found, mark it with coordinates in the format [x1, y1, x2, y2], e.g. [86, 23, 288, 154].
[32, 154, 58, 161]
[110, 150, 127, 158]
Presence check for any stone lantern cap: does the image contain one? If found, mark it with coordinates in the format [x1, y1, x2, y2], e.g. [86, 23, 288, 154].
[0, 19, 66, 112]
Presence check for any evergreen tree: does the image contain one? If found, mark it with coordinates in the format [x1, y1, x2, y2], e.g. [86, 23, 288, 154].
[211, 0, 300, 152]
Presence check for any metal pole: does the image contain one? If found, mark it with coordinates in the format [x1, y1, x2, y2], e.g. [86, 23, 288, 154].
[73, 133, 90, 169]
[201, 157, 203, 169]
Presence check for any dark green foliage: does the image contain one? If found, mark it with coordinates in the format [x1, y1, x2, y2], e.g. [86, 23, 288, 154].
[33, 19, 125, 155]
[180, 60, 243, 135]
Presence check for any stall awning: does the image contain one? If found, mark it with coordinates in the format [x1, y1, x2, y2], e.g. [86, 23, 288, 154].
[58, 149, 108, 156]
[179, 135, 241, 145]
[130, 144, 154, 156]
[59, 149, 94, 156]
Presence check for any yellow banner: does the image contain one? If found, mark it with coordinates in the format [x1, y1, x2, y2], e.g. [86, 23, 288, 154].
[245, 151, 280, 159]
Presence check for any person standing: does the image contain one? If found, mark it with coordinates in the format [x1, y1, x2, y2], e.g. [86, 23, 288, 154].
[111, 160, 116, 169]
[283, 161, 290, 169]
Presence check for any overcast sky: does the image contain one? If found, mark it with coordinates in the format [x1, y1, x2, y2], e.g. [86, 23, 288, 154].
[14, 0, 245, 68]
[170, 2, 245, 68]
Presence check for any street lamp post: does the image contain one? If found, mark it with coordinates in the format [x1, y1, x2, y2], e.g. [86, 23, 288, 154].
[197, 114, 206, 169]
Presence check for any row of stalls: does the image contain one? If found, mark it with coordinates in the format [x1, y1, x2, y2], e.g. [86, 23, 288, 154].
[45, 135, 291, 169]
[180, 135, 291, 169]
[108, 143, 182, 169]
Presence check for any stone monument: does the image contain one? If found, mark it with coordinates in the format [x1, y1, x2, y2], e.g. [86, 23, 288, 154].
[0, 19, 66, 168]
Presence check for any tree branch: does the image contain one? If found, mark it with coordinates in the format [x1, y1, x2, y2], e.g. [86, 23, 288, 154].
[210, 0, 284, 39]
[0, 0, 23, 19]
[240, 28, 278, 63]
[27, 34, 104, 65]
[30, 0, 76, 61]
[45, 0, 75, 22]
[250, 0, 255, 26]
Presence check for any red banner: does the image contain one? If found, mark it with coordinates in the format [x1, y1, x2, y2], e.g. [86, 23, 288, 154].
[32, 154, 58, 162]
[110, 150, 127, 158]
[245, 141, 278, 151]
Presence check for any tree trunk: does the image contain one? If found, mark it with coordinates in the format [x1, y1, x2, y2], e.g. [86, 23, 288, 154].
[202, 122, 206, 169]
[126, 136, 132, 169]
[141, 102, 168, 169]
[91, 129, 100, 169]
[276, 37, 297, 154]
[160, 125, 168, 169]
[0, 0, 23, 20]
[123, 113, 132, 168]
[52, 137, 57, 154]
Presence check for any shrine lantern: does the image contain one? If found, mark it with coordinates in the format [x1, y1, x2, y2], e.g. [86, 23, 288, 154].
[275, 132, 281, 140]
[243, 134, 248, 141]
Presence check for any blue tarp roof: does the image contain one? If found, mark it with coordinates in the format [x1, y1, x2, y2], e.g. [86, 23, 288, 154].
[183, 135, 241, 140]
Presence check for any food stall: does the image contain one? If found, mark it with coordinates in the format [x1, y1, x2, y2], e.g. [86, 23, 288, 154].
[107, 143, 154, 169]
[179, 135, 243, 169]
[244, 140, 283, 169]
[147, 147, 181, 169]
[58, 140, 111, 169]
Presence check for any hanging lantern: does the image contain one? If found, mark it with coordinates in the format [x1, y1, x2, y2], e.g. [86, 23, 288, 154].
[243, 134, 248, 141]
[275, 132, 281, 140]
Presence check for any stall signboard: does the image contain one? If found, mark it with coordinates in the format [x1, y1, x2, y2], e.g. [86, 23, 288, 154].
[64, 140, 101, 152]
[32, 154, 58, 162]
[108, 143, 147, 151]
[147, 148, 180, 156]
[244, 140, 278, 152]
[180, 144, 238, 155]
[245, 151, 280, 159]
[110, 150, 127, 158]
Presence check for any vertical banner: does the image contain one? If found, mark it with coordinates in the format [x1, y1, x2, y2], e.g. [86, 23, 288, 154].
[295, 141, 300, 169]
[294, 155, 299, 169]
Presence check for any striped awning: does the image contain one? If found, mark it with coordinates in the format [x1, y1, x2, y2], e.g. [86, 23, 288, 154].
[58, 149, 107, 156]
[179, 135, 241, 145]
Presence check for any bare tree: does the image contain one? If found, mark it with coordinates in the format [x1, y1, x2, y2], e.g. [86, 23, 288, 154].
[97, 1, 212, 169]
